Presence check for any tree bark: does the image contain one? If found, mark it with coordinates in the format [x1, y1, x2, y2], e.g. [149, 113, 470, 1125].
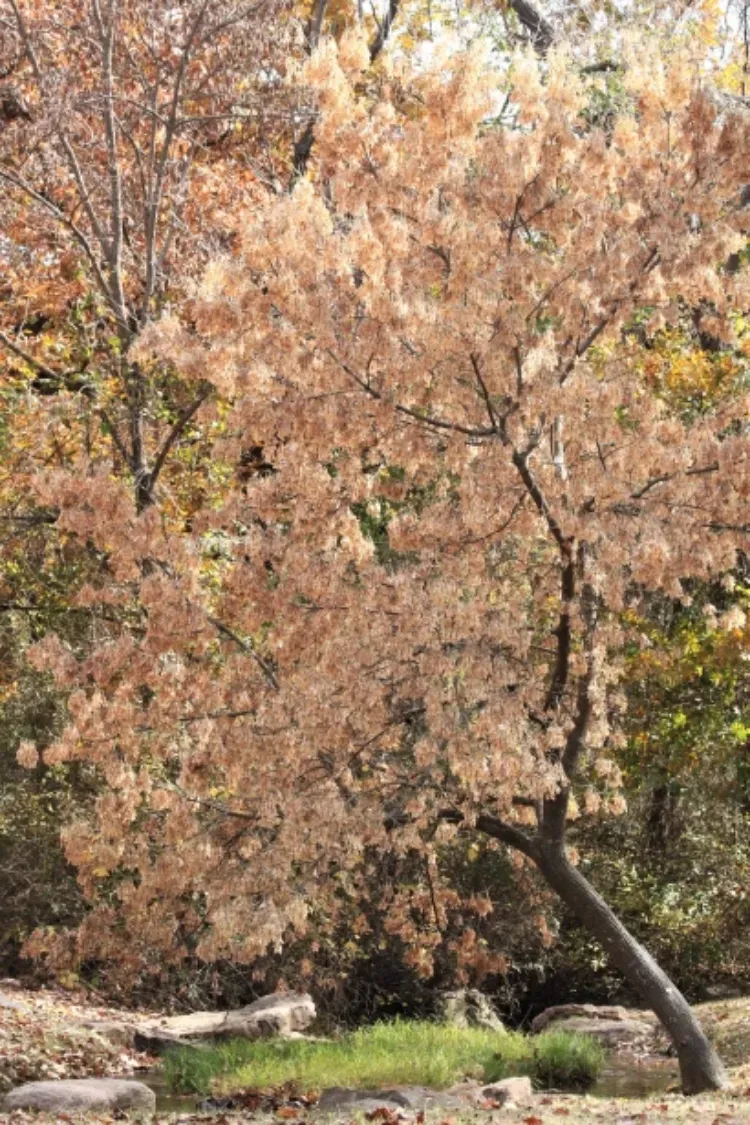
[531, 841, 729, 1095]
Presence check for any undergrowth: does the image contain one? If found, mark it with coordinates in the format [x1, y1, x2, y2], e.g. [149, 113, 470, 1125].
[163, 1019, 605, 1096]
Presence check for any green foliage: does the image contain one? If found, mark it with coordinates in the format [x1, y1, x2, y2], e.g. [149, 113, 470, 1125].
[529, 1031, 606, 1091]
[0, 670, 90, 974]
[163, 1020, 602, 1096]
[164, 1020, 518, 1094]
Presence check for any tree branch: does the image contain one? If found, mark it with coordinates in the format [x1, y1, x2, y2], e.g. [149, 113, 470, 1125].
[0, 168, 116, 309]
[208, 616, 280, 691]
[146, 384, 213, 497]
[328, 350, 496, 438]
[438, 807, 535, 856]
[507, 0, 554, 53]
[0, 331, 63, 381]
[369, 0, 401, 61]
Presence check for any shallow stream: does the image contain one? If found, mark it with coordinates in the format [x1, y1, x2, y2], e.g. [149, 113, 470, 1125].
[141, 1055, 679, 1114]
[589, 1057, 678, 1098]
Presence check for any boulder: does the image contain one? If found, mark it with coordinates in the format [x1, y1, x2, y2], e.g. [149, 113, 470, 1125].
[436, 989, 505, 1032]
[220, 991, 316, 1039]
[135, 990, 316, 1050]
[531, 1003, 649, 1033]
[531, 1004, 657, 1052]
[2, 1078, 156, 1115]
[482, 1076, 534, 1105]
[542, 1016, 655, 1051]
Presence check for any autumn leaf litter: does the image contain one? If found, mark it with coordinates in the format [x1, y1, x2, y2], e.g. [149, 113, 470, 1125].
[0, 983, 155, 1093]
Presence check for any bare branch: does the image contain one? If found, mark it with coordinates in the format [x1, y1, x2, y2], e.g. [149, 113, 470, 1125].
[307, 0, 329, 50]
[369, 0, 401, 61]
[208, 615, 280, 692]
[327, 349, 496, 438]
[507, 0, 554, 52]
[439, 807, 536, 857]
[146, 384, 213, 495]
[0, 331, 63, 381]
[0, 168, 116, 309]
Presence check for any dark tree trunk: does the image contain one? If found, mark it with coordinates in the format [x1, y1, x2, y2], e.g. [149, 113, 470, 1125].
[532, 842, 729, 1095]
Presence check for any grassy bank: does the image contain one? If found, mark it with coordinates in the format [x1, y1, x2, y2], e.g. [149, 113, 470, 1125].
[163, 1020, 606, 1097]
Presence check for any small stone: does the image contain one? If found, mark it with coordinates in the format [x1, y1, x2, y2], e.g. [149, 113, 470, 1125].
[481, 1076, 534, 1104]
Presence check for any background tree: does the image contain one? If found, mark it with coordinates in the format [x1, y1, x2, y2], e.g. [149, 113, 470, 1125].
[0, 0, 299, 513]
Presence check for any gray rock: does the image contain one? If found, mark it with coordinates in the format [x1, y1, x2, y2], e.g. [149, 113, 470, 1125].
[531, 1004, 651, 1034]
[542, 1016, 655, 1050]
[436, 989, 505, 1032]
[531, 1004, 659, 1052]
[482, 1076, 534, 1104]
[318, 1091, 407, 1114]
[221, 991, 316, 1039]
[2, 1078, 156, 1115]
[135, 990, 316, 1049]
[318, 1085, 491, 1113]
[133, 1025, 191, 1053]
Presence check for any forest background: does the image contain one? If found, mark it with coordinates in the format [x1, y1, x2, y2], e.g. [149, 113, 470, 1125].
[0, 0, 749, 1053]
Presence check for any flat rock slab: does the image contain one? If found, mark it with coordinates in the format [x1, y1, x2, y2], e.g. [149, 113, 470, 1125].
[2, 1077, 156, 1114]
[540, 1016, 656, 1050]
[317, 1081, 533, 1113]
[221, 992, 316, 1039]
[532, 1003, 655, 1033]
[136, 990, 316, 1050]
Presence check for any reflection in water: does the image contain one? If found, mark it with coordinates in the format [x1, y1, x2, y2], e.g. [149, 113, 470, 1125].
[140, 1069, 199, 1113]
[591, 1059, 679, 1098]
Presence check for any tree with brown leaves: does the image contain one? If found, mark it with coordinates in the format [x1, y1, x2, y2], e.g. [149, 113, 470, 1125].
[20, 34, 750, 1093]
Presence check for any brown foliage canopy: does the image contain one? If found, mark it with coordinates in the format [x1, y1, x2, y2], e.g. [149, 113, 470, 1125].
[21, 37, 750, 972]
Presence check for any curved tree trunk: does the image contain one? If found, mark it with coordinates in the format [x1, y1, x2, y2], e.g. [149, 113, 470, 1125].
[532, 843, 729, 1095]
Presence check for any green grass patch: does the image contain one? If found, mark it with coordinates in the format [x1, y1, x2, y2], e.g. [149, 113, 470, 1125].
[163, 1020, 605, 1097]
[529, 1030, 607, 1091]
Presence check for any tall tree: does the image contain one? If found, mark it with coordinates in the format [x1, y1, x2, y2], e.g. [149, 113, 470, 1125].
[20, 35, 750, 1092]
